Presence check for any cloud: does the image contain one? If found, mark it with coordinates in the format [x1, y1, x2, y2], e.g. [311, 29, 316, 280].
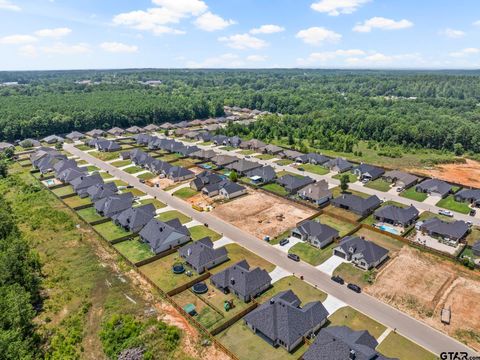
[218, 33, 267, 50]
[42, 42, 91, 55]
[345, 52, 422, 66]
[353, 17, 413, 32]
[449, 48, 480, 57]
[100, 42, 138, 53]
[34, 27, 72, 38]
[18, 45, 37, 57]
[194, 11, 235, 31]
[246, 54, 267, 62]
[474, 20, 480, 27]
[311, 0, 371, 16]
[0, 0, 21, 11]
[297, 49, 366, 65]
[440, 28, 465, 39]
[0, 34, 37, 44]
[296, 27, 341, 45]
[113, 0, 207, 35]
[250, 24, 285, 34]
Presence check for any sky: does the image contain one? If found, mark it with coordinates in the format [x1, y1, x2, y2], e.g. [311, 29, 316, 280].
[1, 0, 480, 70]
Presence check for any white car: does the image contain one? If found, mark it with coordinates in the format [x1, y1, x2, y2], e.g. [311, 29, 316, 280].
[438, 209, 454, 217]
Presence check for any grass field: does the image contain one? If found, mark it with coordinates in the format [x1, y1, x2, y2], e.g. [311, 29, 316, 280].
[159, 153, 183, 162]
[107, 179, 128, 187]
[261, 183, 288, 196]
[332, 263, 369, 286]
[364, 178, 392, 192]
[274, 159, 293, 166]
[301, 163, 329, 175]
[114, 239, 153, 263]
[98, 171, 113, 179]
[170, 158, 198, 168]
[76, 207, 105, 223]
[75, 144, 91, 151]
[332, 172, 358, 183]
[219, 146, 236, 151]
[331, 186, 370, 199]
[188, 225, 222, 241]
[122, 188, 146, 197]
[212, 244, 276, 274]
[315, 213, 357, 237]
[323, 205, 362, 223]
[353, 227, 405, 254]
[52, 185, 75, 197]
[258, 275, 327, 304]
[400, 187, 428, 202]
[436, 195, 471, 214]
[63, 195, 92, 208]
[111, 160, 132, 167]
[288, 242, 336, 266]
[328, 306, 386, 339]
[123, 165, 144, 174]
[86, 165, 100, 172]
[137, 172, 156, 180]
[156, 210, 192, 224]
[139, 198, 166, 209]
[93, 221, 131, 241]
[276, 170, 303, 178]
[376, 332, 437, 360]
[89, 150, 122, 161]
[255, 153, 276, 160]
[172, 290, 224, 330]
[238, 149, 256, 155]
[173, 187, 199, 200]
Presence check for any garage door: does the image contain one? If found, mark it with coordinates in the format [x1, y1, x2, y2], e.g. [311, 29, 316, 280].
[334, 250, 346, 259]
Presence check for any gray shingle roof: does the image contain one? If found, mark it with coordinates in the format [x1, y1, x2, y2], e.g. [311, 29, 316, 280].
[374, 205, 419, 225]
[86, 182, 118, 201]
[71, 173, 103, 194]
[245, 165, 276, 183]
[420, 218, 469, 240]
[354, 164, 385, 179]
[211, 154, 238, 166]
[332, 194, 381, 214]
[296, 153, 330, 164]
[226, 159, 262, 173]
[191, 171, 223, 190]
[383, 170, 419, 188]
[86, 129, 105, 137]
[281, 149, 304, 159]
[455, 189, 480, 203]
[112, 203, 156, 233]
[139, 218, 190, 254]
[338, 236, 389, 265]
[416, 179, 452, 197]
[277, 174, 315, 192]
[65, 131, 85, 140]
[179, 237, 228, 270]
[294, 220, 339, 243]
[325, 157, 353, 172]
[94, 192, 133, 217]
[243, 290, 329, 349]
[297, 180, 332, 202]
[221, 182, 245, 195]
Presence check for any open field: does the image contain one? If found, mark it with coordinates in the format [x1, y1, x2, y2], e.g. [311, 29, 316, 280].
[328, 306, 386, 339]
[156, 210, 192, 224]
[288, 242, 336, 266]
[188, 225, 222, 241]
[314, 213, 357, 237]
[158, 153, 183, 162]
[122, 188, 146, 197]
[93, 221, 131, 241]
[113, 238, 153, 263]
[377, 332, 437, 360]
[211, 189, 316, 240]
[63, 195, 92, 208]
[98, 171, 113, 179]
[76, 207, 105, 223]
[238, 149, 256, 155]
[411, 159, 480, 189]
[257, 276, 327, 304]
[436, 195, 471, 214]
[333, 263, 370, 286]
[255, 153, 276, 160]
[89, 150, 122, 161]
[106, 179, 128, 187]
[330, 186, 370, 199]
[170, 158, 199, 168]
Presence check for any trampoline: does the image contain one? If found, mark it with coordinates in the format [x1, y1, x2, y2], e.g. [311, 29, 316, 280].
[192, 282, 208, 294]
[172, 263, 185, 274]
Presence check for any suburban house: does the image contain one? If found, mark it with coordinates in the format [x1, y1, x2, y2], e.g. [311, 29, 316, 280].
[353, 164, 385, 181]
[19, 139, 41, 148]
[205, 124, 221, 132]
[212, 135, 228, 145]
[240, 139, 266, 150]
[126, 126, 143, 134]
[383, 170, 419, 189]
[324, 157, 353, 173]
[190, 171, 223, 191]
[225, 136, 242, 147]
[65, 131, 85, 141]
[53, 159, 78, 177]
[472, 241, 480, 256]
[333, 236, 389, 270]
[190, 149, 216, 161]
[86, 182, 118, 202]
[134, 133, 153, 146]
[225, 159, 262, 175]
[260, 144, 283, 155]
[94, 193, 133, 218]
[202, 180, 230, 197]
[297, 180, 332, 205]
[279, 149, 304, 160]
[211, 154, 238, 168]
[71, 173, 104, 197]
[86, 129, 105, 138]
[42, 135, 65, 144]
[159, 122, 174, 130]
[178, 237, 228, 274]
[454, 189, 480, 207]
[374, 205, 419, 227]
[0, 142, 14, 152]
[210, 260, 272, 302]
[291, 220, 339, 248]
[144, 124, 159, 132]
[57, 167, 86, 183]
[418, 218, 469, 243]
[331, 194, 381, 216]
[243, 290, 329, 352]
[94, 139, 121, 152]
[415, 179, 452, 198]
[276, 174, 315, 194]
[245, 165, 276, 184]
[166, 166, 195, 182]
[107, 127, 125, 136]
[148, 159, 170, 175]
[295, 153, 330, 165]
[112, 203, 156, 233]
[174, 129, 189, 137]
[219, 182, 247, 199]
[303, 326, 395, 360]
[139, 218, 190, 254]
[195, 132, 212, 142]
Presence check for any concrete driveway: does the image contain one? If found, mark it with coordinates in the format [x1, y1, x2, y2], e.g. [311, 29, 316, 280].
[424, 195, 442, 206]
[272, 237, 302, 253]
[323, 294, 347, 315]
[269, 266, 291, 283]
[316, 255, 349, 275]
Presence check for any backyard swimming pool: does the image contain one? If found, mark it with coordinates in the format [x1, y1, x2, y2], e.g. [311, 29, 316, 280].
[45, 179, 56, 186]
[378, 224, 400, 235]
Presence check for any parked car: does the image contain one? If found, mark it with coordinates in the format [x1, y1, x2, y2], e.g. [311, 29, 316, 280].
[279, 238, 290, 246]
[361, 178, 369, 184]
[245, 155, 251, 159]
[287, 253, 300, 262]
[396, 187, 404, 192]
[469, 209, 476, 217]
[331, 275, 344, 285]
[139, 179, 146, 184]
[438, 209, 454, 217]
[126, 185, 134, 189]
[298, 167, 305, 172]
[466, 221, 473, 227]
[347, 283, 361, 293]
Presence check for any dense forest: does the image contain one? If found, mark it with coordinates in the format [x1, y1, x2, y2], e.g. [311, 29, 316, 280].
[1, 69, 480, 153]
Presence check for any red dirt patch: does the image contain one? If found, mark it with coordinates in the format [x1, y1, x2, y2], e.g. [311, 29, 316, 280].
[410, 159, 480, 188]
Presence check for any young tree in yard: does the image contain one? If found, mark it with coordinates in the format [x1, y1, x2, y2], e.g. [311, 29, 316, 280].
[55, 142, 63, 151]
[340, 174, 349, 193]
[229, 170, 238, 182]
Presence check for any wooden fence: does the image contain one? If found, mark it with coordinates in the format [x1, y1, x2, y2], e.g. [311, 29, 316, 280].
[210, 301, 258, 336]
[167, 272, 211, 297]
[135, 247, 179, 268]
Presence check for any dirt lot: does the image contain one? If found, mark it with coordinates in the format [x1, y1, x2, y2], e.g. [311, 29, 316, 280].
[186, 192, 215, 208]
[411, 159, 480, 188]
[211, 189, 317, 239]
[150, 177, 175, 189]
[368, 247, 480, 351]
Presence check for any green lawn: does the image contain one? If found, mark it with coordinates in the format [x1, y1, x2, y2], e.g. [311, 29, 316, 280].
[99, 171, 114, 179]
[188, 225, 222, 241]
[172, 187, 199, 200]
[106, 179, 128, 187]
[288, 242, 336, 266]
[315, 214, 357, 237]
[172, 290, 224, 330]
[328, 306, 386, 339]
[156, 210, 192, 224]
[86, 165, 100, 172]
[400, 187, 428, 202]
[93, 221, 131, 241]
[219, 146, 236, 151]
[261, 183, 288, 196]
[301, 163, 329, 175]
[139, 198, 166, 209]
[170, 158, 198, 168]
[238, 149, 256, 155]
[158, 153, 182, 162]
[75, 144, 91, 151]
[89, 150, 122, 161]
[52, 185, 75, 197]
[114, 239, 153, 263]
[76, 207, 105, 223]
[332, 172, 358, 183]
[364, 178, 392, 192]
[331, 186, 370, 199]
[123, 165, 144, 174]
[255, 153, 276, 160]
[376, 332, 437, 360]
[63, 195, 92, 208]
[212, 244, 276, 274]
[418, 211, 455, 223]
[258, 276, 327, 304]
[353, 227, 404, 254]
[465, 226, 480, 246]
[122, 188, 146, 197]
[436, 195, 471, 214]
[137, 172, 156, 180]
[333, 263, 370, 286]
[274, 159, 293, 166]
[111, 160, 132, 167]
[270, 229, 291, 245]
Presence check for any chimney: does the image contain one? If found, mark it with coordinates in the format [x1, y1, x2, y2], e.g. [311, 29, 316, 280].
[349, 350, 356, 360]
[230, 277, 235, 285]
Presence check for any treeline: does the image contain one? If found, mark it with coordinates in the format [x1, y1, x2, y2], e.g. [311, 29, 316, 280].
[1, 69, 480, 152]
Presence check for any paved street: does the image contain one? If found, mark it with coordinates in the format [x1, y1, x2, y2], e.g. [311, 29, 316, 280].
[64, 143, 478, 357]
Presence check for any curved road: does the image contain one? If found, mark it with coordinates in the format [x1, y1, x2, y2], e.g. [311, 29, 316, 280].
[65, 143, 478, 357]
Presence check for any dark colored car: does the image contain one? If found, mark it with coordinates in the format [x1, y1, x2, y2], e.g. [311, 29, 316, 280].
[288, 253, 300, 262]
[279, 238, 290, 246]
[347, 283, 361, 293]
[126, 185, 134, 189]
[470, 209, 476, 217]
[297, 167, 305, 172]
[331, 275, 344, 285]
